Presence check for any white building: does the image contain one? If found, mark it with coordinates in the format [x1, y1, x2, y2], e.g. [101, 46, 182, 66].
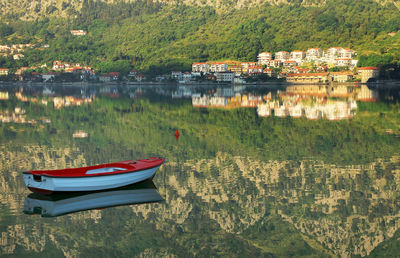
[171, 71, 182, 80]
[290, 51, 306, 63]
[267, 60, 282, 68]
[306, 48, 323, 60]
[210, 63, 228, 72]
[340, 49, 356, 59]
[241, 62, 258, 73]
[248, 66, 263, 74]
[0, 68, 9, 76]
[71, 30, 87, 36]
[275, 51, 290, 61]
[326, 47, 343, 59]
[182, 72, 193, 81]
[257, 52, 273, 65]
[192, 62, 210, 73]
[335, 58, 351, 67]
[215, 72, 234, 82]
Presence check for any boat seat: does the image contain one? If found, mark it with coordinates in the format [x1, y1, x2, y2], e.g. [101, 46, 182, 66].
[86, 167, 127, 175]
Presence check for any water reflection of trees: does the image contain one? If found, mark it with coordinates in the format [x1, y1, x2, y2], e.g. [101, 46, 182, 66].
[0, 85, 399, 256]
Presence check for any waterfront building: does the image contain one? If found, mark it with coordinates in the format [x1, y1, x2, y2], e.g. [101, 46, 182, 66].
[182, 72, 193, 82]
[42, 73, 56, 82]
[228, 66, 242, 75]
[241, 62, 258, 73]
[98, 74, 112, 82]
[0, 68, 9, 76]
[192, 62, 210, 73]
[210, 62, 228, 72]
[135, 74, 146, 82]
[263, 68, 273, 77]
[358, 67, 379, 83]
[171, 71, 182, 80]
[286, 73, 330, 84]
[15, 67, 29, 75]
[248, 66, 263, 74]
[330, 72, 353, 82]
[52, 61, 64, 70]
[215, 72, 235, 82]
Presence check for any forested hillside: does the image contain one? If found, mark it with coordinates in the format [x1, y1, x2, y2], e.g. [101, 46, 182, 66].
[0, 0, 400, 74]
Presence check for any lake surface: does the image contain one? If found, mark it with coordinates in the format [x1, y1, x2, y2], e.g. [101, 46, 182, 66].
[0, 83, 400, 257]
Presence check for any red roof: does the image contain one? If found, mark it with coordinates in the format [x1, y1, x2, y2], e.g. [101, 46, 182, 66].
[0, 68, 9, 71]
[264, 69, 273, 71]
[109, 72, 119, 76]
[284, 61, 296, 63]
[211, 62, 227, 65]
[358, 67, 379, 70]
[193, 62, 207, 65]
[249, 66, 262, 69]
[276, 51, 289, 53]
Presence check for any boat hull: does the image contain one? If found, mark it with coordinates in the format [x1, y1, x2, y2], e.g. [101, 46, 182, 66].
[24, 165, 161, 194]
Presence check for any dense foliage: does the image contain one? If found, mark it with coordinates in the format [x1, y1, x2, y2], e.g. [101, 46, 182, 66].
[0, 0, 400, 75]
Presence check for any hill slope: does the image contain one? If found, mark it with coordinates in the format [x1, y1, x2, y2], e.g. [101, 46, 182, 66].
[0, 0, 400, 74]
[0, 0, 399, 20]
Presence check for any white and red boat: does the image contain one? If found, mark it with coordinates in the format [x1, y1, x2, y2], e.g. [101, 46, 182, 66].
[23, 157, 165, 194]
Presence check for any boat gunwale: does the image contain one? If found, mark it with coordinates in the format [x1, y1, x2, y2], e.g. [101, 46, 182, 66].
[23, 158, 165, 178]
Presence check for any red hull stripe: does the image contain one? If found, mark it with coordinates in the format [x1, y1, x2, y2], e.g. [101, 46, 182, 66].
[28, 187, 54, 195]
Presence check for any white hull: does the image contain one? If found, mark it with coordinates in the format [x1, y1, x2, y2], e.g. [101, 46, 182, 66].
[24, 165, 160, 192]
[24, 186, 163, 217]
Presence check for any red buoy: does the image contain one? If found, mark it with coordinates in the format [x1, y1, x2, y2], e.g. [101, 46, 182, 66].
[174, 129, 180, 140]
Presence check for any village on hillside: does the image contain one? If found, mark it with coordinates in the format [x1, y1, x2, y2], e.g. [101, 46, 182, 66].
[0, 43, 380, 84]
[189, 47, 379, 84]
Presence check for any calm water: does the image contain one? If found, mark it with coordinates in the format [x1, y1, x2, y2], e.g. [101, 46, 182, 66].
[0, 83, 400, 257]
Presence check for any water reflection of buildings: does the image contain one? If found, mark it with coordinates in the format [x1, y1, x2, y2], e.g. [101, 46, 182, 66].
[9, 89, 94, 110]
[192, 85, 379, 121]
[0, 107, 50, 124]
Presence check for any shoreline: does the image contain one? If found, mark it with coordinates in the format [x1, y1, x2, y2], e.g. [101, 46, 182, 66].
[0, 80, 399, 88]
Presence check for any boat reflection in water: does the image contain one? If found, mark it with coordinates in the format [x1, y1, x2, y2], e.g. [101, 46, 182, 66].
[23, 181, 164, 217]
